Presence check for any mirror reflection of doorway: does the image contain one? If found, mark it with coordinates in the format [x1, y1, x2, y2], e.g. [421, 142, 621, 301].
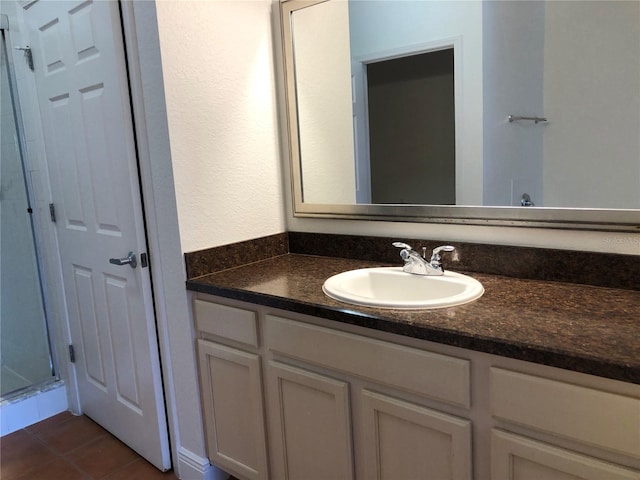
[365, 48, 455, 205]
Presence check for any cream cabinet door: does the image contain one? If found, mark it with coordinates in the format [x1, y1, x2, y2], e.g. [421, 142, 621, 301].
[361, 389, 472, 480]
[266, 361, 355, 480]
[197, 340, 269, 480]
[492, 430, 640, 480]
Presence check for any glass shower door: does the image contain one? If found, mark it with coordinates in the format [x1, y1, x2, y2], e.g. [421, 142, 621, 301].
[1, 23, 56, 398]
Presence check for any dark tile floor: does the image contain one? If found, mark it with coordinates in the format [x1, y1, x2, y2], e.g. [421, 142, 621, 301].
[0, 411, 179, 479]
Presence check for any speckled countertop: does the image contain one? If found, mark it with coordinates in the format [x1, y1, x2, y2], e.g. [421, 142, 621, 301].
[186, 253, 640, 384]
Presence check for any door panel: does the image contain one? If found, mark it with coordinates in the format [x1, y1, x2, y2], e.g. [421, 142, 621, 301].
[72, 265, 105, 387]
[24, 0, 170, 470]
[105, 273, 141, 408]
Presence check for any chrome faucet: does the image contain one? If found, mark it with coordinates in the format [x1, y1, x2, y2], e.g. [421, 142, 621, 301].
[392, 242, 456, 276]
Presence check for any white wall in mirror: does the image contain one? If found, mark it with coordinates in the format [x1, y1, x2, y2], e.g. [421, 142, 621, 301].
[294, 0, 356, 204]
[542, 1, 639, 208]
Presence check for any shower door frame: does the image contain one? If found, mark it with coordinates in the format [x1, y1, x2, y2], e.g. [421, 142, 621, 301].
[0, 14, 60, 399]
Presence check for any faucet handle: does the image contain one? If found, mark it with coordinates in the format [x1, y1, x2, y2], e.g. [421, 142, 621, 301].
[392, 242, 413, 261]
[430, 245, 456, 268]
[432, 245, 455, 257]
[392, 241, 413, 250]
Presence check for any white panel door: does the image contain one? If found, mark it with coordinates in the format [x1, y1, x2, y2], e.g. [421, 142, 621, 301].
[23, 0, 170, 470]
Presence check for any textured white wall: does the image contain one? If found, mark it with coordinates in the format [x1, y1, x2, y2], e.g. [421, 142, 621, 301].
[156, 0, 285, 253]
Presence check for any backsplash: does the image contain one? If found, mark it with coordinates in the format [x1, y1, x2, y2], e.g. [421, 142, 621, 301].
[184, 232, 288, 279]
[185, 231, 639, 290]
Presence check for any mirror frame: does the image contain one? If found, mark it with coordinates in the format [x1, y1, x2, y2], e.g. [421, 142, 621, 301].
[280, 0, 640, 232]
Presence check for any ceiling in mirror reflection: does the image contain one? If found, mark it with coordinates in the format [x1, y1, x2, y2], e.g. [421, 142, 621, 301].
[290, 0, 640, 210]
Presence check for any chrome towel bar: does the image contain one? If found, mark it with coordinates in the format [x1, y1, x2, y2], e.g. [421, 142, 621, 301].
[508, 115, 548, 124]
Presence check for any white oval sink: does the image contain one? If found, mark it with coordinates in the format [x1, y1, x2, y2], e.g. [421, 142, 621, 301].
[323, 267, 484, 310]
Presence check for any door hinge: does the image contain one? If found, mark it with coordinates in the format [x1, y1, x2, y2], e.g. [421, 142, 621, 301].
[68, 344, 76, 363]
[49, 203, 56, 223]
[140, 252, 148, 268]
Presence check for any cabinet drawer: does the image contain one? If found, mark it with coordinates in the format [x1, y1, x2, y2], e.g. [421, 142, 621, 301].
[491, 368, 640, 458]
[194, 299, 259, 347]
[265, 315, 470, 408]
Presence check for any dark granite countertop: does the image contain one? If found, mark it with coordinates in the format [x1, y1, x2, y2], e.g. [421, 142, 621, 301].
[186, 253, 640, 384]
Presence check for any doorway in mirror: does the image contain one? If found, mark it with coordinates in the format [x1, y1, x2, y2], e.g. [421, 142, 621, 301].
[360, 48, 456, 205]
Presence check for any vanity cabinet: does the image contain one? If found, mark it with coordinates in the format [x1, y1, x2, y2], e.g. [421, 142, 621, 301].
[192, 294, 640, 480]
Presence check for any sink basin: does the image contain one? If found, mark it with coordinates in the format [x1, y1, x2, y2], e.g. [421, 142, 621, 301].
[322, 267, 484, 310]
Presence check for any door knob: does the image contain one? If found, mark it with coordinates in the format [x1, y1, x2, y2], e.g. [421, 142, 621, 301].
[109, 252, 137, 269]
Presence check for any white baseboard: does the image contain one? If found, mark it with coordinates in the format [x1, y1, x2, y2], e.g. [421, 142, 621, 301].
[177, 446, 230, 480]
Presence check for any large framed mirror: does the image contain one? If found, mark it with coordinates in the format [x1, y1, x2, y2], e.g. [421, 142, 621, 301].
[280, 0, 640, 231]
